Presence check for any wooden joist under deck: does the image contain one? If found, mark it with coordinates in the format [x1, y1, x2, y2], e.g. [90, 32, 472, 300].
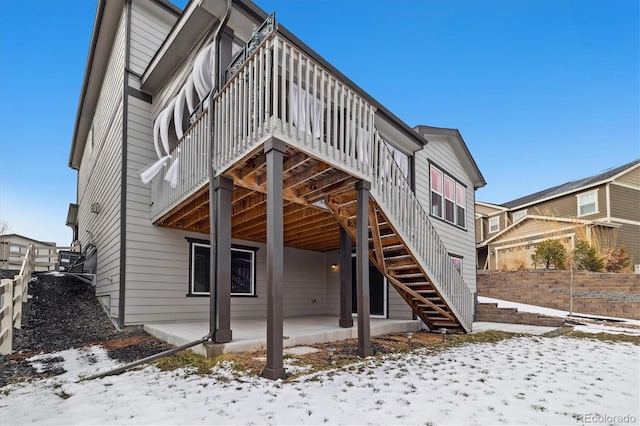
[154, 147, 356, 252]
[154, 143, 467, 332]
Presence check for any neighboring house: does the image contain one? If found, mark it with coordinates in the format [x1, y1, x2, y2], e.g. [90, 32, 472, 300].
[476, 159, 640, 271]
[0, 234, 57, 272]
[67, 0, 485, 376]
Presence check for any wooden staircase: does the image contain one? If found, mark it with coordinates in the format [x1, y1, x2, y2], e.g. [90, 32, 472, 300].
[326, 193, 465, 332]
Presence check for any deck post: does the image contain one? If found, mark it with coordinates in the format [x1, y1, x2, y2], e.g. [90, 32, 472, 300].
[339, 226, 353, 328]
[355, 180, 373, 357]
[214, 176, 233, 343]
[262, 138, 286, 380]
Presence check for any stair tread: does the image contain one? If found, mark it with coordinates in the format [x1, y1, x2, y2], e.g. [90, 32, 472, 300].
[393, 273, 425, 279]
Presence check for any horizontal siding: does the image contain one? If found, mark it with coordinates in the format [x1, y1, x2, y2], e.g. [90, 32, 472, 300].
[615, 166, 640, 187]
[324, 249, 340, 316]
[610, 184, 640, 222]
[129, 0, 176, 76]
[615, 223, 640, 267]
[608, 183, 640, 265]
[529, 184, 607, 220]
[77, 10, 127, 320]
[414, 140, 477, 294]
[388, 287, 412, 319]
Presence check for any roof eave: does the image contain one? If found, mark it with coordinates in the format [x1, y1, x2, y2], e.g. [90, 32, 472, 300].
[141, 0, 426, 148]
[414, 125, 487, 189]
[68, 0, 124, 170]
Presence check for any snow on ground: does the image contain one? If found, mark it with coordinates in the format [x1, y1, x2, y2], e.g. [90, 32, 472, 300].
[2, 336, 638, 425]
[479, 296, 640, 336]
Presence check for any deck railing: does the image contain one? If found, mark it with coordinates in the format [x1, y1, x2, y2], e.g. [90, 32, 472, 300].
[150, 30, 473, 330]
[213, 31, 472, 330]
[0, 244, 35, 355]
[213, 33, 375, 180]
[150, 109, 210, 221]
[370, 132, 473, 330]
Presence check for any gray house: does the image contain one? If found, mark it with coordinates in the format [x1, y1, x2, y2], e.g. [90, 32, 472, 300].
[67, 0, 485, 378]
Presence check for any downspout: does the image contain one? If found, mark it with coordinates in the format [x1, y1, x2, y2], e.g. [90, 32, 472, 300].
[118, 0, 133, 329]
[208, 0, 233, 342]
[82, 1, 234, 382]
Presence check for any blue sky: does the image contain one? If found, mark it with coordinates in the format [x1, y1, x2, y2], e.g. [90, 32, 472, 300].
[0, 0, 638, 245]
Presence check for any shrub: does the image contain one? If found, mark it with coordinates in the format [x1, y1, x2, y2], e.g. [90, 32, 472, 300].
[573, 239, 604, 272]
[605, 246, 631, 273]
[531, 239, 567, 269]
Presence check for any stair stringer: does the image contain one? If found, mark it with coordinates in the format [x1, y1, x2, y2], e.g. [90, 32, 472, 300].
[326, 194, 472, 332]
[369, 187, 473, 332]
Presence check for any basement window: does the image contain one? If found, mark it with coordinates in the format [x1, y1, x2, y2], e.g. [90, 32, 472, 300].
[188, 240, 257, 296]
[449, 255, 463, 274]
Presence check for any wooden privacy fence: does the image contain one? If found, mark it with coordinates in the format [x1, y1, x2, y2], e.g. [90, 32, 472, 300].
[0, 244, 36, 355]
[0, 242, 74, 272]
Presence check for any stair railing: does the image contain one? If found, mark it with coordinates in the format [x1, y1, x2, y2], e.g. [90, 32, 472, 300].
[369, 132, 473, 331]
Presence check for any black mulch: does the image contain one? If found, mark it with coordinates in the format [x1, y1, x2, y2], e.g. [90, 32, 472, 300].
[0, 272, 174, 387]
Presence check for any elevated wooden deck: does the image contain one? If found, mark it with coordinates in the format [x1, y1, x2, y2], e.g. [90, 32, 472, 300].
[150, 30, 473, 333]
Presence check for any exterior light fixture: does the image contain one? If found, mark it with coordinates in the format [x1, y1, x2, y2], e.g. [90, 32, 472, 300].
[407, 332, 414, 349]
[327, 345, 336, 363]
[331, 263, 338, 270]
[440, 328, 447, 342]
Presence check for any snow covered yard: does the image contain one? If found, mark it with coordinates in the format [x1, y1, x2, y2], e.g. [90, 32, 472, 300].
[1, 335, 638, 425]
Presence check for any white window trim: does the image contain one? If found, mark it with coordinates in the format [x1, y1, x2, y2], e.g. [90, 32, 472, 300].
[189, 243, 256, 296]
[430, 165, 443, 219]
[443, 175, 456, 224]
[576, 189, 599, 217]
[430, 164, 467, 229]
[455, 182, 466, 229]
[489, 216, 500, 233]
[512, 210, 527, 222]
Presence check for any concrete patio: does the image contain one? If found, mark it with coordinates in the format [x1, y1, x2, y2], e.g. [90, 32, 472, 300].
[144, 316, 421, 357]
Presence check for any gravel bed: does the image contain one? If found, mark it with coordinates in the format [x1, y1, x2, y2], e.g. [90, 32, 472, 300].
[0, 272, 174, 387]
[550, 288, 640, 302]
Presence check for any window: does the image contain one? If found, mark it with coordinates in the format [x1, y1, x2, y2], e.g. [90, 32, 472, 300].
[189, 242, 256, 296]
[430, 166, 443, 218]
[450, 255, 463, 275]
[489, 216, 500, 233]
[512, 210, 526, 222]
[456, 183, 466, 228]
[577, 191, 598, 216]
[430, 164, 467, 229]
[444, 175, 455, 223]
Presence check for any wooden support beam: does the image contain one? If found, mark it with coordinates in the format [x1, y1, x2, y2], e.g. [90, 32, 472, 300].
[282, 161, 330, 190]
[386, 275, 456, 322]
[355, 180, 372, 358]
[339, 226, 353, 328]
[262, 139, 286, 380]
[213, 176, 233, 343]
[283, 152, 309, 173]
[368, 203, 385, 272]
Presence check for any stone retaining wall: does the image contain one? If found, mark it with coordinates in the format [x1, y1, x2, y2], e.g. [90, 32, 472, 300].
[476, 303, 564, 327]
[477, 271, 640, 320]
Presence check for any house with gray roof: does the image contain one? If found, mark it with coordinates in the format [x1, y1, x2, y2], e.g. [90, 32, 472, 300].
[476, 159, 640, 271]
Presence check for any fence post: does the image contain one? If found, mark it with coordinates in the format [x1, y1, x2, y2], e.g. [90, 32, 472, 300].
[13, 275, 23, 329]
[0, 279, 14, 355]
